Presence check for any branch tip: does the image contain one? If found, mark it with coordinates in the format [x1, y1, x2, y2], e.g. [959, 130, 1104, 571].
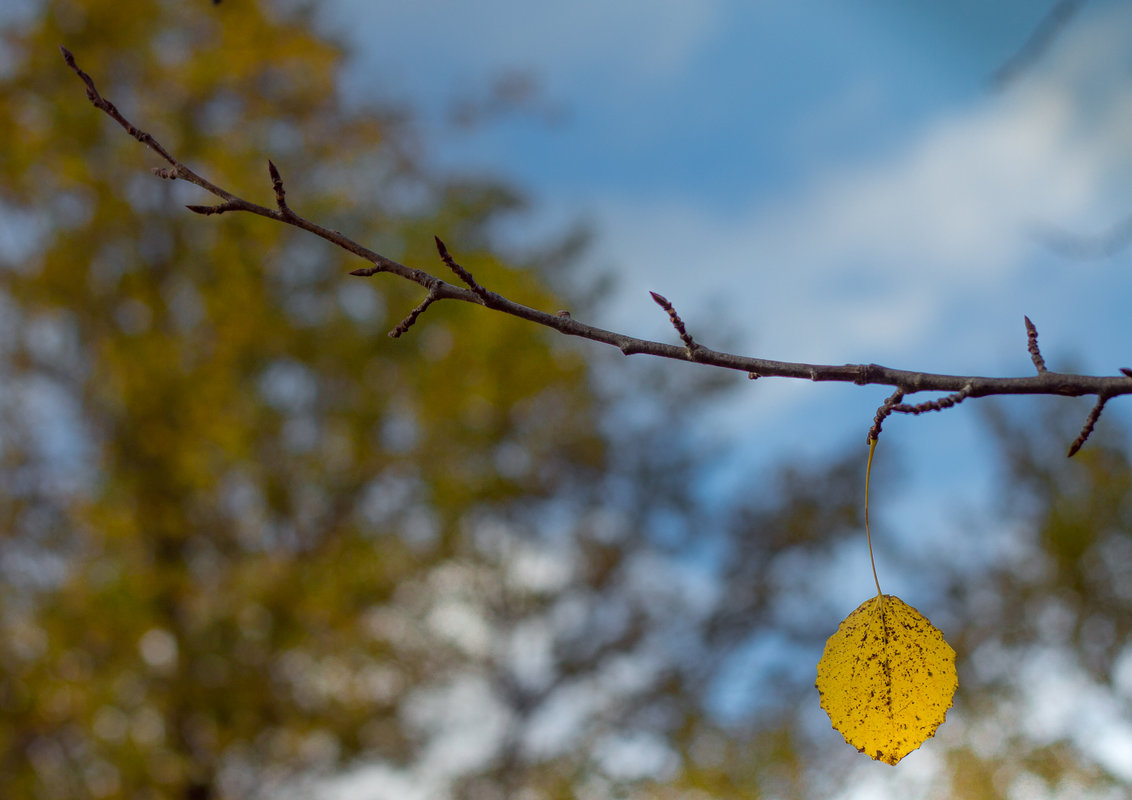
[1121, 367, 1132, 379]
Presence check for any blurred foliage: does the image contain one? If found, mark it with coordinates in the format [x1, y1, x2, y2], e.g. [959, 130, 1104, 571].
[931, 400, 1132, 800]
[0, 1, 608, 797]
[3, 3, 1132, 800]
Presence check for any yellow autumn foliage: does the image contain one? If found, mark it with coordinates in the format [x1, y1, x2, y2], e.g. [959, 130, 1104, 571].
[0, 2, 607, 797]
[816, 593, 957, 765]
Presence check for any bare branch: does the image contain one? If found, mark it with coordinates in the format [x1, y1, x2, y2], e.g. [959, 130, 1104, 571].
[63, 47, 1132, 457]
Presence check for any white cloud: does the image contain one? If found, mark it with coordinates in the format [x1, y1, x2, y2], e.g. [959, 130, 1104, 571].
[609, 116, 1088, 353]
[588, 4, 1132, 375]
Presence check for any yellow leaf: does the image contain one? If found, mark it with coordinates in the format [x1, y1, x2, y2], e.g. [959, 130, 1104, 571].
[815, 593, 957, 765]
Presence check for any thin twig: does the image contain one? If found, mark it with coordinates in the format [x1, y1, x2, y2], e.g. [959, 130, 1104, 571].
[649, 291, 699, 357]
[1024, 316, 1048, 374]
[868, 389, 905, 443]
[389, 284, 442, 338]
[1068, 394, 1108, 457]
[892, 384, 973, 415]
[268, 160, 291, 215]
[435, 236, 491, 303]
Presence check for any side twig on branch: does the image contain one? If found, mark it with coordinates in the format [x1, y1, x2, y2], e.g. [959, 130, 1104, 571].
[1067, 394, 1109, 458]
[649, 292, 701, 360]
[62, 46, 1132, 457]
[1024, 315, 1048, 374]
[868, 390, 905, 443]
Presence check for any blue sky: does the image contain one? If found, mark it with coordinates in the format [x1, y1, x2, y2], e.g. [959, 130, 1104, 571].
[320, 0, 1132, 525]
[315, 2, 1132, 794]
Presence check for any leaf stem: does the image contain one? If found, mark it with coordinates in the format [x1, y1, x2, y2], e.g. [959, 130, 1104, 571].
[866, 437, 882, 598]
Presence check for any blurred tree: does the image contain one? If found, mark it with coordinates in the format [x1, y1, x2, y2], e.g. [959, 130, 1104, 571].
[1, 3, 875, 797]
[0, 1, 613, 797]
